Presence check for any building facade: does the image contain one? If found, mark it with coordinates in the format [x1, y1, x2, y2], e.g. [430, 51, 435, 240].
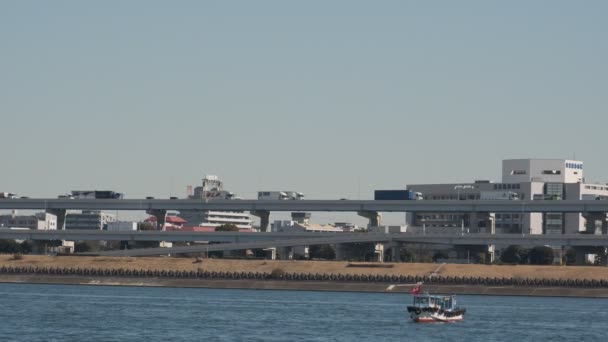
[106, 221, 138, 231]
[405, 159, 608, 235]
[0, 212, 57, 230]
[65, 211, 116, 230]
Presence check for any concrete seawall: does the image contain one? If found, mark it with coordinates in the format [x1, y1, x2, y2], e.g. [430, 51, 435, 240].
[3, 274, 608, 298]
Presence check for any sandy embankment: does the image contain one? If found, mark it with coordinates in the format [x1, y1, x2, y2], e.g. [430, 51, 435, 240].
[4, 256, 608, 297]
[2, 255, 608, 280]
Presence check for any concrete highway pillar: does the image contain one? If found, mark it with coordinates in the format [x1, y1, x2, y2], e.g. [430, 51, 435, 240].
[251, 210, 271, 232]
[146, 209, 167, 230]
[467, 212, 494, 234]
[375, 243, 385, 262]
[334, 243, 349, 261]
[468, 212, 477, 233]
[574, 248, 587, 265]
[263, 247, 277, 260]
[278, 247, 294, 260]
[46, 209, 67, 230]
[357, 211, 382, 228]
[487, 245, 495, 264]
[582, 212, 607, 234]
[389, 241, 401, 262]
[31, 241, 47, 254]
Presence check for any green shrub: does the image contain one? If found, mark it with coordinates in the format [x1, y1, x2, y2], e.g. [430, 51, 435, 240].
[270, 268, 285, 279]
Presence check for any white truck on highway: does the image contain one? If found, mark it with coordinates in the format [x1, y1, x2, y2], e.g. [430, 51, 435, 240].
[66, 190, 124, 199]
[0, 192, 16, 199]
[258, 191, 304, 200]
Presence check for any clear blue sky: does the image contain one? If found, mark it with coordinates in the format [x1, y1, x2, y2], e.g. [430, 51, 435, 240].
[1, 1, 607, 223]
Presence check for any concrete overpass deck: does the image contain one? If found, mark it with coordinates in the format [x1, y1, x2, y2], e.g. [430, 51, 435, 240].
[2, 198, 608, 212]
[91, 232, 608, 257]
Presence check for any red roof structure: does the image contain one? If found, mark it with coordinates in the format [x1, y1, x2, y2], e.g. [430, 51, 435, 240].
[165, 226, 254, 232]
[145, 216, 188, 224]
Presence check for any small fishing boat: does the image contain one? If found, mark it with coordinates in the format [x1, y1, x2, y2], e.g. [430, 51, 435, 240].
[406, 285, 465, 323]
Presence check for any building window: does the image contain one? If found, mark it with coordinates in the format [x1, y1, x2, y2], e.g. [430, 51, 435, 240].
[511, 170, 526, 175]
[542, 170, 561, 175]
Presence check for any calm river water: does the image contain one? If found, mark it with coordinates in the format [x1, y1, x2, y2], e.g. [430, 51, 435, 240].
[0, 283, 606, 341]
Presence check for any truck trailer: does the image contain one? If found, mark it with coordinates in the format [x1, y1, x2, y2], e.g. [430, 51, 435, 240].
[374, 190, 423, 200]
[69, 190, 124, 199]
[258, 191, 304, 200]
[0, 192, 16, 199]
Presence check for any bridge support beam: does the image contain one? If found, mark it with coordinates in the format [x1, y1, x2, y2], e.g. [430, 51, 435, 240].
[582, 212, 608, 234]
[263, 247, 277, 260]
[146, 209, 167, 230]
[389, 241, 401, 262]
[374, 243, 385, 262]
[574, 247, 587, 265]
[334, 243, 350, 261]
[467, 212, 494, 234]
[46, 209, 67, 230]
[358, 211, 382, 228]
[31, 240, 48, 254]
[251, 210, 271, 232]
[278, 247, 294, 260]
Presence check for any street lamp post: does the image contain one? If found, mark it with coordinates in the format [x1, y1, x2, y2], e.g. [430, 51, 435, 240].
[454, 185, 475, 201]
[521, 201, 525, 237]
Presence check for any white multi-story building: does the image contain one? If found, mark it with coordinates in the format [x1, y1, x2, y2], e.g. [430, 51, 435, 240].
[405, 159, 608, 235]
[0, 212, 57, 230]
[65, 211, 116, 230]
[179, 175, 253, 229]
[106, 221, 138, 231]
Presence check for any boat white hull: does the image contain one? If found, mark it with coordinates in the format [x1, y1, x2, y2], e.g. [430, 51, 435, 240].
[410, 312, 464, 323]
[407, 306, 465, 323]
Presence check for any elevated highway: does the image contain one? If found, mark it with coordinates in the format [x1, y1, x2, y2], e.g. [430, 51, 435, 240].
[3, 198, 608, 231]
[4, 229, 608, 247]
[2, 198, 608, 212]
[0, 229, 331, 243]
[1, 228, 606, 257]
[90, 232, 608, 257]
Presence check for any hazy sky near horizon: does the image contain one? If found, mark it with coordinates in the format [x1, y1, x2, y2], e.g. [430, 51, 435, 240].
[1, 1, 607, 223]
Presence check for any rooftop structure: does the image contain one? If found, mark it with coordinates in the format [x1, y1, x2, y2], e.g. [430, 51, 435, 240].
[179, 175, 253, 229]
